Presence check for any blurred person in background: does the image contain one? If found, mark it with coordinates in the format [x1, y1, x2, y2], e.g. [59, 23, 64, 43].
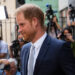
[67, 5, 75, 40]
[9, 32, 27, 71]
[0, 36, 8, 59]
[47, 15, 62, 38]
[57, 27, 75, 57]
[0, 36, 9, 75]
[67, 7, 75, 26]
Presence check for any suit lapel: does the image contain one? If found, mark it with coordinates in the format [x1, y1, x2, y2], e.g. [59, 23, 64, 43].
[23, 45, 31, 75]
[34, 35, 51, 74]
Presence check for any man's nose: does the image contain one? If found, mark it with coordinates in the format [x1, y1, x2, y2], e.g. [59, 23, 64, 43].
[18, 28, 22, 33]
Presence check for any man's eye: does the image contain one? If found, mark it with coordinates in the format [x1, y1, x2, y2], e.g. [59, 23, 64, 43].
[20, 23, 24, 26]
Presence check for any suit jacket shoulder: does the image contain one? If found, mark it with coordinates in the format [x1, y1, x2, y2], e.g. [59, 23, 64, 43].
[21, 43, 31, 56]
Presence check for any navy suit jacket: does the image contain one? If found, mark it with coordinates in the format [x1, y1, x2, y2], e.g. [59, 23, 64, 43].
[20, 35, 75, 75]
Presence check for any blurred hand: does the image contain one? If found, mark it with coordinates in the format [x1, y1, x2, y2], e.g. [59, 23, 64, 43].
[0, 59, 9, 65]
[65, 33, 74, 42]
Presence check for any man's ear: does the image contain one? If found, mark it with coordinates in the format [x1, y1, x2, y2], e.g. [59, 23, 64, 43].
[32, 17, 38, 27]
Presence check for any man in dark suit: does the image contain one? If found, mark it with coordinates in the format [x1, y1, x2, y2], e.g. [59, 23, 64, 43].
[15, 4, 75, 75]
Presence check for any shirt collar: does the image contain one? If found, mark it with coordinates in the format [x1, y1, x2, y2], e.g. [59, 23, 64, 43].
[31, 32, 47, 49]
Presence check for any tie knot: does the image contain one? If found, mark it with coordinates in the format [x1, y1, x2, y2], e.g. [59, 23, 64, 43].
[31, 45, 35, 50]
[31, 44, 35, 48]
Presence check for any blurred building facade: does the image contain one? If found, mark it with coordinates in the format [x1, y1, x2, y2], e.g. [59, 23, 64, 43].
[26, 0, 59, 17]
[26, 0, 60, 28]
[59, 0, 75, 28]
[0, 0, 16, 45]
[0, 0, 25, 45]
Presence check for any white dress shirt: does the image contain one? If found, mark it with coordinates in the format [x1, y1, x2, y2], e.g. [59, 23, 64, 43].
[30, 32, 47, 70]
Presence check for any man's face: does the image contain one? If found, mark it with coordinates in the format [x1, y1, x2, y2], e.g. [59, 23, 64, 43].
[64, 29, 72, 41]
[5, 62, 17, 75]
[10, 62, 16, 72]
[16, 12, 36, 42]
[64, 30, 69, 35]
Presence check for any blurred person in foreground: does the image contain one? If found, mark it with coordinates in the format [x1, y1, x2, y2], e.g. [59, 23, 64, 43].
[15, 4, 75, 75]
[0, 58, 21, 75]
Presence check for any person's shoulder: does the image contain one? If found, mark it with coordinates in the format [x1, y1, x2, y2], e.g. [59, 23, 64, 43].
[47, 35, 65, 45]
[22, 42, 31, 49]
[52, 38, 65, 46]
[53, 38, 65, 44]
[44, 35, 65, 50]
[21, 42, 31, 54]
[1, 40, 8, 45]
[52, 38, 71, 49]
